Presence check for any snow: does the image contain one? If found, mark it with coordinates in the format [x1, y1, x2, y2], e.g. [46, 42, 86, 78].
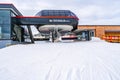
[0, 37, 120, 80]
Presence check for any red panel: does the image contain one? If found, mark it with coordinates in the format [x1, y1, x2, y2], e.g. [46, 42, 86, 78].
[15, 16, 79, 20]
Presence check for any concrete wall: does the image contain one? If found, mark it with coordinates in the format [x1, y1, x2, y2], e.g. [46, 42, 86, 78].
[78, 25, 120, 38]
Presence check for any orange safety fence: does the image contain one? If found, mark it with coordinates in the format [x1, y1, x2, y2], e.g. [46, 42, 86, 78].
[102, 35, 120, 43]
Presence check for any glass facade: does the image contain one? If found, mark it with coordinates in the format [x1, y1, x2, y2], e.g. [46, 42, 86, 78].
[0, 10, 11, 39]
[0, 26, 1, 38]
[0, 4, 26, 48]
[36, 10, 77, 17]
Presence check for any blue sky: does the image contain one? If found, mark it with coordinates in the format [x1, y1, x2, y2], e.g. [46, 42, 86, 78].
[1, 0, 120, 25]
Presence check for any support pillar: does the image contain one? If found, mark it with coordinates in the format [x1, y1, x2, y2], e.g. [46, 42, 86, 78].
[27, 25, 34, 43]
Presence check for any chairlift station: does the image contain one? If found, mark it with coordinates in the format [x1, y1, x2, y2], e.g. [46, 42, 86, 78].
[0, 4, 92, 48]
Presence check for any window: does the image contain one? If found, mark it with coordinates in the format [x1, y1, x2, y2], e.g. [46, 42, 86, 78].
[0, 25, 11, 39]
[38, 10, 77, 17]
[90, 31, 95, 37]
[0, 10, 10, 24]
[2, 25, 11, 33]
[0, 26, 2, 38]
[0, 10, 11, 39]
[0, 17, 3, 24]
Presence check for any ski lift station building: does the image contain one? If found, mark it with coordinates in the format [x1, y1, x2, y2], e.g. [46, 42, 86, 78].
[0, 3, 120, 48]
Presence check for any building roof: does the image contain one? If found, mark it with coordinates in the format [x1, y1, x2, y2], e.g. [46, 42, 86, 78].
[0, 3, 22, 16]
[36, 10, 77, 17]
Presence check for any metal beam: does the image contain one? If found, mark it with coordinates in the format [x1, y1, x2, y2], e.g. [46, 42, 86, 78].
[27, 25, 34, 43]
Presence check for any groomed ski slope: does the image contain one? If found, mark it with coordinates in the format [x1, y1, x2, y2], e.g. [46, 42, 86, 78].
[0, 37, 120, 80]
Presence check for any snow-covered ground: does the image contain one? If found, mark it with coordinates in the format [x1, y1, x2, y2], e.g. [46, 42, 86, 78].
[0, 37, 120, 80]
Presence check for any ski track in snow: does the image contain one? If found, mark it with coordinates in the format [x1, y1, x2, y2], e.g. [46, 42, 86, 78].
[0, 37, 120, 80]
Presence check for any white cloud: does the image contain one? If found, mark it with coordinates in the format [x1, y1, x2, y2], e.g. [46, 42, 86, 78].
[77, 5, 102, 18]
